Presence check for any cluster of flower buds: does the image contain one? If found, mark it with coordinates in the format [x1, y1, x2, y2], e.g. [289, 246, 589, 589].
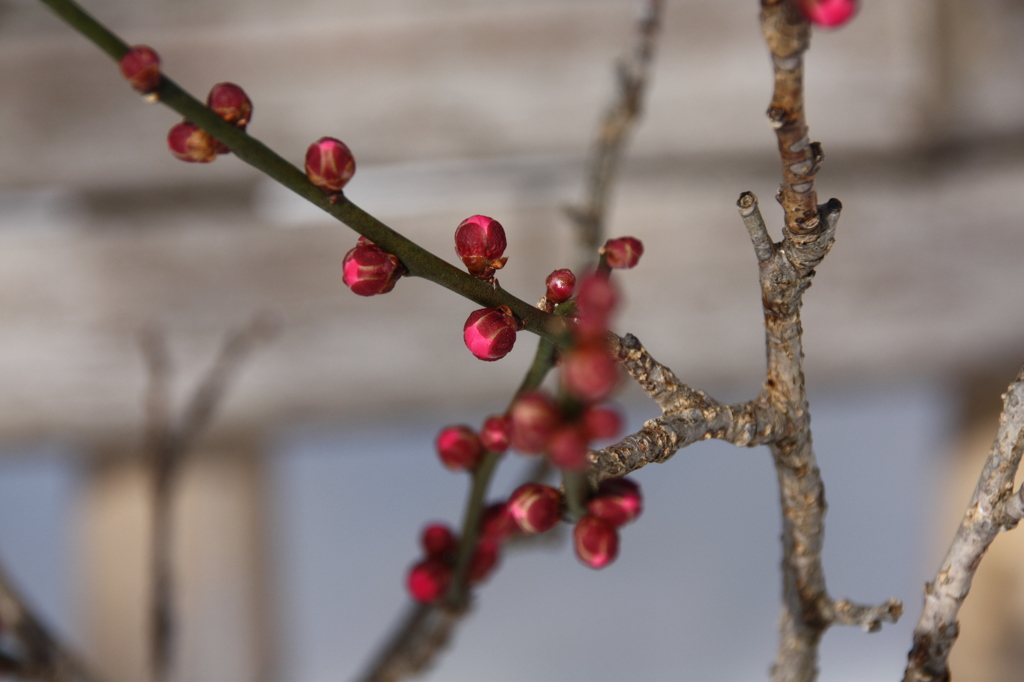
[455, 215, 507, 282]
[507, 389, 622, 470]
[406, 523, 500, 603]
[799, 0, 857, 27]
[167, 82, 253, 163]
[342, 236, 404, 296]
[305, 137, 356, 194]
[435, 414, 511, 472]
[119, 45, 161, 96]
[573, 477, 642, 569]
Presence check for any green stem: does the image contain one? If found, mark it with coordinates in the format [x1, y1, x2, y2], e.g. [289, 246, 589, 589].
[37, 0, 566, 343]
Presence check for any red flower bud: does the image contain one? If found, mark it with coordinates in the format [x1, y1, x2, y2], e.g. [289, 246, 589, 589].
[342, 240, 403, 296]
[167, 122, 217, 163]
[480, 502, 517, 542]
[587, 478, 642, 527]
[799, 0, 857, 27]
[468, 538, 501, 584]
[545, 268, 576, 305]
[305, 137, 356, 193]
[603, 237, 644, 269]
[455, 215, 508, 278]
[561, 342, 619, 402]
[547, 425, 589, 471]
[435, 425, 483, 471]
[463, 307, 517, 361]
[575, 274, 618, 320]
[407, 559, 452, 603]
[574, 515, 619, 569]
[479, 414, 511, 453]
[207, 82, 253, 129]
[509, 391, 562, 454]
[119, 45, 161, 94]
[583, 405, 622, 441]
[508, 483, 562, 534]
[421, 524, 457, 559]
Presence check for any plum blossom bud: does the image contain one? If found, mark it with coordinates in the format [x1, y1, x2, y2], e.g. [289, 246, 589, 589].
[463, 307, 517, 361]
[480, 502, 517, 542]
[545, 269, 576, 304]
[119, 45, 161, 94]
[479, 414, 511, 453]
[167, 122, 217, 163]
[207, 82, 253, 129]
[342, 239, 403, 296]
[603, 237, 644, 269]
[455, 215, 508, 279]
[583, 405, 622, 441]
[407, 559, 452, 603]
[468, 539, 501, 584]
[799, 0, 857, 27]
[508, 483, 562, 534]
[547, 425, 589, 471]
[421, 524, 457, 559]
[435, 425, 483, 471]
[575, 274, 618, 320]
[509, 391, 562, 454]
[574, 515, 619, 569]
[561, 342, 619, 402]
[305, 137, 356, 193]
[587, 478, 642, 527]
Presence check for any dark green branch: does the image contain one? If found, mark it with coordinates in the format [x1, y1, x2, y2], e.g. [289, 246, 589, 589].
[37, 0, 566, 343]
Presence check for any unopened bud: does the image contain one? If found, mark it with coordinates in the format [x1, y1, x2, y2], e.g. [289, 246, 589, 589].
[342, 240, 403, 296]
[480, 502, 517, 542]
[421, 524, 457, 559]
[561, 342, 619, 402]
[544, 269, 576, 304]
[587, 478, 642, 527]
[509, 391, 562, 454]
[207, 82, 252, 129]
[435, 425, 483, 471]
[305, 137, 356, 193]
[407, 559, 452, 603]
[546, 425, 589, 471]
[468, 539, 501, 584]
[480, 414, 511, 453]
[603, 237, 644, 269]
[167, 122, 217, 163]
[799, 0, 857, 27]
[463, 307, 517, 361]
[508, 483, 562, 534]
[573, 515, 619, 569]
[583, 405, 622, 441]
[119, 45, 161, 94]
[455, 215, 508, 279]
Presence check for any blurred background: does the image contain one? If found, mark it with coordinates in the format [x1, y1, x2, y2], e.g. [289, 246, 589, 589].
[1, 0, 1024, 680]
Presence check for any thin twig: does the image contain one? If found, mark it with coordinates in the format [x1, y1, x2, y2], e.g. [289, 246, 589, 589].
[140, 316, 277, 682]
[903, 367, 1024, 682]
[565, 0, 664, 268]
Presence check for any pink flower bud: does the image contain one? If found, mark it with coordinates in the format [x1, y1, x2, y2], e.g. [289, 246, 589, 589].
[509, 391, 562, 454]
[547, 425, 589, 471]
[119, 45, 161, 94]
[561, 342, 619, 402]
[207, 82, 253, 129]
[587, 478, 642, 527]
[455, 215, 508, 278]
[583, 405, 622, 441]
[305, 136, 356, 193]
[799, 0, 857, 27]
[603, 237, 644, 269]
[574, 515, 619, 569]
[463, 307, 517, 361]
[435, 425, 483, 471]
[575, 274, 618, 320]
[545, 269, 576, 304]
[508, 483, 562, 534]
[407, 559, 452, 603]
[421, 524, 457, 559]
[468, 538, 501, 584]
[480, 502, 517, 542]
[342, 240, 403, 296]
[479, 414, 511, 453]
[167, 122, 217, 163]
